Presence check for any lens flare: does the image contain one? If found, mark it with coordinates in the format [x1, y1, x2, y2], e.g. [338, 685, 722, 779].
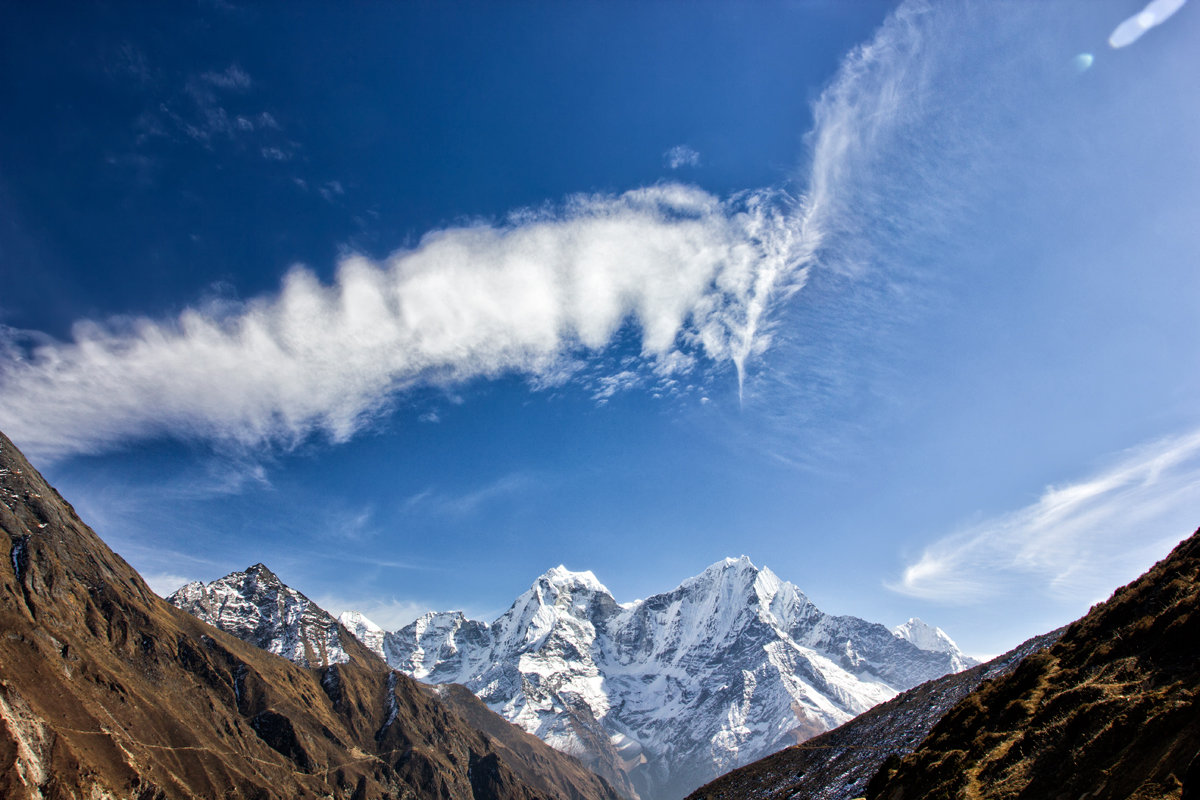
[1109, 0, 1188, 48]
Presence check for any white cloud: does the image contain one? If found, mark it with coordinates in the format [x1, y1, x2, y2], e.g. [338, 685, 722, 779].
[592, 370, 640, 403]
[0, 184, 806, 458]
[144, 572, 196, 597]
[891, 429, 1200, 604]
[312, 594, 437, 632]
[664, 144, 701, 169]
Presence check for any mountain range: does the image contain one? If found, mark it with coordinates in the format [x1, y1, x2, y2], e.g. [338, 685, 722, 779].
[0, 430, 621, 800]
[174, 557, 976, 800]
[6, 423, 1194, 800]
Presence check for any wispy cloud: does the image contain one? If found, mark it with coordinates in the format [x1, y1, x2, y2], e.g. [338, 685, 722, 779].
[200, 64, 252, 91]
[891, 429, 1200, 604]
[129, 61, 292, 163]
[144, 572, 195, 597]
[312, 593, 439, 631]
[0, 184, 805, 458]
[664, 144, 701, 170]
[403, 473, 537, 519]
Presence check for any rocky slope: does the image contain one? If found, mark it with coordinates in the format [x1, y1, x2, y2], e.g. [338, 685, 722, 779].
[0, 430, 622, 800]
[684, 627, 1063, 800]
[375, 558, 975, 800]
[170, 564, 350, 668]
[865, 526, 1200, 800]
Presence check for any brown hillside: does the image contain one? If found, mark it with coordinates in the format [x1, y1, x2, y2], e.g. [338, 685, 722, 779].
[866, 527, 1200, 800]
[684, 629, 1062, 800]
[0, 430, 622, 800]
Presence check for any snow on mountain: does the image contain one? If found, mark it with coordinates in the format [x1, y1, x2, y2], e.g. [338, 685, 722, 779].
[362, 556, 972, 800]
[169, 557, 973, 800]
[892, 617, 978, 672]
[169, 563, 350, 668]
[339, 610, 386, 660]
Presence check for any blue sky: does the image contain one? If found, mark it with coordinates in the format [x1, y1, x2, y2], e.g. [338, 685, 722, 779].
[2, 0, 1197, 657]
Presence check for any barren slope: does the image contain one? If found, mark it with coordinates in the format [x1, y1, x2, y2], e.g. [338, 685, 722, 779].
[866, 527, 1200, 800]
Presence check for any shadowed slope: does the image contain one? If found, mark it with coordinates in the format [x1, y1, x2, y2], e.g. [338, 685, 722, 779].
[865, 527, 1200, 800]
[0, 430, 621, 800]
[684, 629, 1062, 800]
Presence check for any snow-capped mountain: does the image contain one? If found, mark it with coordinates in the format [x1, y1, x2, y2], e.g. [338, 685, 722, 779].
[370, 557, 975, 800]
[339, 609, 386, 660]
[169, 557, 974, 800]
[893, 617, 978, 672]
[168, 563, 350, 668]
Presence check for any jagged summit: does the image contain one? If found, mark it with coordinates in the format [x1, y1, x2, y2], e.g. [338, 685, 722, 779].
[893, 617, 978, 672]
[364, 557, 974, 800]
[167, 551, 975, 800]
[538, 564, 610, 593]
[169, 562, 351, 668]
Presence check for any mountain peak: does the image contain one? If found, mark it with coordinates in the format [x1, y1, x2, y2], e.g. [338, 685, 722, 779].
[243, 562, 280, 581]
[537, 564, 609, 594]
[717, 554, 757, 570]
[893, 617, 978, 671]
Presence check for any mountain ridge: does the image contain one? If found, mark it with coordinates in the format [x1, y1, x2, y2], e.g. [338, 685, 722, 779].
[176, 554, 974, 800]
[0, 429, 623, 800]
[684, 626, 1065, 800]
[380, 556, 976, 799]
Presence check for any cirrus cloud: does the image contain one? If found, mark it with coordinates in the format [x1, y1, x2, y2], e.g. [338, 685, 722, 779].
[890, 429, 1200, 605]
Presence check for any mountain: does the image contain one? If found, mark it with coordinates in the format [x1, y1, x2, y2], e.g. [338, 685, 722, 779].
[340, 610, 386, 660]
[684, 627, 1063, 800]
[0, 430, 622, 800]
[169, 563, 350, 668]
[864, 526, 1200, 800]
[371, 557, 974, 800]
[892, 617, 977, 673]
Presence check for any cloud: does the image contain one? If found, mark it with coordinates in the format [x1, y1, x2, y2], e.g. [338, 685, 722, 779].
[890, 429, 1200, 604]
[311, 594, 435, 632]
[664, 145, 701, 169]
[144, 572, 195, 597]
[200, 64, 252, 91]
[1109, 0, 1188, 48]
[319, 180, 345, 202]
[593, 370, 640, 403]
[403, 473, 537, 519]
[0, 184, 806, 458]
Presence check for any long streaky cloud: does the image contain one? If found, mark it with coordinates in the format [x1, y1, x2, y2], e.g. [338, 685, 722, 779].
[891, 429, 1200, 604]
[0, 185, 807, 458]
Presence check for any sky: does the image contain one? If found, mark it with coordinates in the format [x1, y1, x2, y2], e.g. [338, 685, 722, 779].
[1, 0, 1197, 658]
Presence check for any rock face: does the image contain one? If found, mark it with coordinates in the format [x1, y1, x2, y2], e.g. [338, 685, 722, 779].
[169, 564, 349, 668]
[377, 558, 974, 800]
[0, 430, 622, 800]
[865, 526, 1200, 800]
[685, 627, 1063, 800]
